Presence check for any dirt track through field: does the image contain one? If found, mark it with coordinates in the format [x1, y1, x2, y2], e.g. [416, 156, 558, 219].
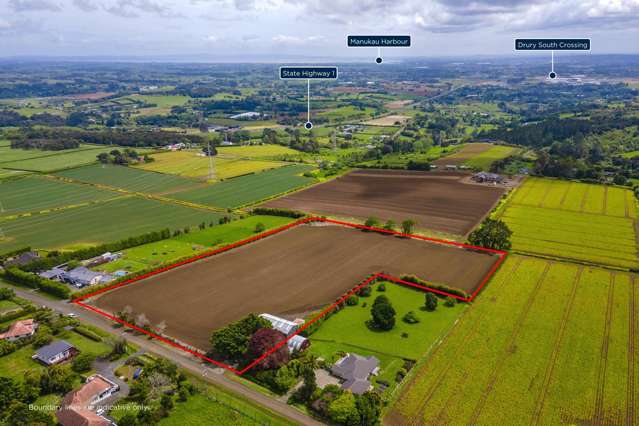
[94, 224, 499, 350]
[263, 170, 505, 236]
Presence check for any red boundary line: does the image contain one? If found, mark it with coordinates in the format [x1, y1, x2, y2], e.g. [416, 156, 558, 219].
[71, 217, 506, 375]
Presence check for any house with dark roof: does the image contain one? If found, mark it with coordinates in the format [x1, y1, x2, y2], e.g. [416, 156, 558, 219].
[0, 319, 38, 341]
[33, 340, 78, 366]
[63, 267, 113, 288]
[57, 374, 119, 426]
[3, 251, 39, 267]
[331, 353, 380, 394]
[472, 171, 504, 184]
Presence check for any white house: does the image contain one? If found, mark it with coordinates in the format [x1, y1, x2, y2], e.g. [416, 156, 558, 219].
[57, 374, 120, 426]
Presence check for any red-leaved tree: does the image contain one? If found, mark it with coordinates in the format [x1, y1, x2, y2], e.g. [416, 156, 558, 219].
[247, 328, 289, 370]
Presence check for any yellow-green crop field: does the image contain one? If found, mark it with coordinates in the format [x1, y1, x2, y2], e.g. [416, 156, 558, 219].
[136, 150, 288, 180]
[216, 144, 300, 159]
[388, 255, 638, 425]
[463, 145, 519, 170]
[499, 178, 637, 269]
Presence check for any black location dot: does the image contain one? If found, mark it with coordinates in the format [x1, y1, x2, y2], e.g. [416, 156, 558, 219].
[376, 57, 383, 64]
[305, 121, 313, 130]
[548, 71, 557, 79]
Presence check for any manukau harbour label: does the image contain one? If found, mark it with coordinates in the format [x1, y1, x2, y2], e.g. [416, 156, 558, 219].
[348, 35, 411, 47]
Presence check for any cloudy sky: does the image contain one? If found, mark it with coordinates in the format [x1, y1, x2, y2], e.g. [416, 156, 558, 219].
[0, 0, 638, 59]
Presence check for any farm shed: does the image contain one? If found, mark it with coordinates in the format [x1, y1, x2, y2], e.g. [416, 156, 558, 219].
[259, 313, 299, 336]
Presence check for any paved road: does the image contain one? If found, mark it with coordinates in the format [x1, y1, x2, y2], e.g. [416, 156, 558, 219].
[1, 284, 323, 426]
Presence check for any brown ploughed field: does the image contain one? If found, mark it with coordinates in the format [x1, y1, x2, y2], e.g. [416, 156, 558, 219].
[262, 169, 505, 236]
[93, 224, 499, 350]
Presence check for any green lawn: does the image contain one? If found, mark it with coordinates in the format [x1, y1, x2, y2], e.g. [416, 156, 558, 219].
[0, 175, 119, 216]
[55, 164, 201, 195]
[170, 164, 316, 208]
[0, 196, 223, 252]
[96, 216, 294, 275]
[0, 299, 21, 314]
[389, 256, 638, 424]
[159, 394, 269, 426]
[0, 329, 110, 381]
[309, 283, 466, 360]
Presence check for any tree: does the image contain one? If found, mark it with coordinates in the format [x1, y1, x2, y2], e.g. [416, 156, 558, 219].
[0, 377, 22, 413]
[383, 220, 395, 232]
[3, 401, 55, 426]
[72, 353, 96, 373]
[136, 313, 150, 329]
[402, 310, 420, 324]
[346, 295, 359, 306]
[129, 378, 150, 402]
[425, 292, 438, 311]
[444, 297, 456, 307]
[118, 413, 138, 426]
[156, 320, 167, 335]
[328, 391, 359, 425]
[364, 217, 380, 229]
[294, 368, 317, 404]
[254, 222, 266, 233]
[40, 364, 75, 394]
[32, 326, 53, 348]
[210, 314, 271, 361]
[160, 394, 174, 412]
[355, 391, 383, 426]
[401, 219, 416, 234]
[371, 295, 396, 330]
[358, 285, 372, 297]
[247, 328, 289, 369]
[110, 337, 129, 358]
[467, 218, 512, 250]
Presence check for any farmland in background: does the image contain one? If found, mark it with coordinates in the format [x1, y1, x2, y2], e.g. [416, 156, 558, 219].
[55, 163, 202, 195]
[498, 178, 637, 268]
[0, 175, 119, 215]
[387, 255, 638, 426]
[171, 164, 316, 208]
[136, 150, 288, 180]
[0, 196, 222, 251]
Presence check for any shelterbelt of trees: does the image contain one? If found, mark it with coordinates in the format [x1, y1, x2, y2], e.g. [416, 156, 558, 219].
[7, 127, 207, 148]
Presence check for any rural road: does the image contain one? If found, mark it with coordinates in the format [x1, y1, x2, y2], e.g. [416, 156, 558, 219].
[1, 283, 323, 426]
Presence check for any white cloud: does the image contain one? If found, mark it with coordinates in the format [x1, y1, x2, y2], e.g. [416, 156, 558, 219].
[9, 0, 61, 12]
